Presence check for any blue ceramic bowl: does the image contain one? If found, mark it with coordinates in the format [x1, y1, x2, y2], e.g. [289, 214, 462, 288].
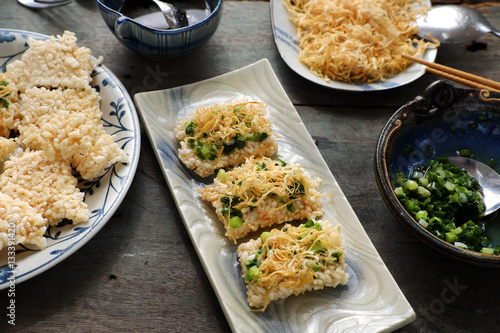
[95, 0, 223, 58]
[375, 80, 500, 266]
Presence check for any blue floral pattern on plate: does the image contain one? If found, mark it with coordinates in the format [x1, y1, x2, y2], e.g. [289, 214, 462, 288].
[0, 30, 140, 289]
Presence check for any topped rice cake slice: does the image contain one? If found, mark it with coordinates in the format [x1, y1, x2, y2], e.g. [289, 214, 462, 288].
[175, 99, 278, 178]
[199, 156, 323, 241]
[237, 219, 349, 311]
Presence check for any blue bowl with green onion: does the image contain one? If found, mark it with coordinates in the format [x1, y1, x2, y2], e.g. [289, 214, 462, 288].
[375, 80, 500, 266]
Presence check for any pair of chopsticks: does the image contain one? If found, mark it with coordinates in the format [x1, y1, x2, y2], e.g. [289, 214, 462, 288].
[402, 53, 500, 92]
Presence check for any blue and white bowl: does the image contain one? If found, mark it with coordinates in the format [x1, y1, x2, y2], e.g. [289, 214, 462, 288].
[95, 0, 223, 58]
[375, 80, 500, 266]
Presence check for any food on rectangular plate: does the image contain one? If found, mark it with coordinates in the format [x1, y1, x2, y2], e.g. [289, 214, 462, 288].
[283, 0, 438, 83]
[237, 219, 348, 311]
[175, 99, 278, 178]
[0, 31, 128, 250]
[199, 156, 324, 241]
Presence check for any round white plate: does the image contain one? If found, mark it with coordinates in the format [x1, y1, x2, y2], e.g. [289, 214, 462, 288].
[270, 0, 437, 91]
[0, 29, 140, 289]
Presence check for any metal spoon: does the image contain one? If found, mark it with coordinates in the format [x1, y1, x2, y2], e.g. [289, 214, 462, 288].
[120, 0, 188, 30]
[151, 0, 188, 29]
[447, 156, 500, 217]
[417, 5, 500, 44]
[18, 0, 71, 9]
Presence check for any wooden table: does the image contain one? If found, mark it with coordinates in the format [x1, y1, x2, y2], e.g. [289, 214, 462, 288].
[2, 1, 500, 332]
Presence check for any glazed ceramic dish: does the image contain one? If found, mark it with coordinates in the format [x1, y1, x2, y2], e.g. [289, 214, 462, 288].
[375, 80, 500, 266]
[0, 30, 141, 289]
[135, 59, 416, 332]
[270, 0, 437, 91]
[95, 0, 223, 58]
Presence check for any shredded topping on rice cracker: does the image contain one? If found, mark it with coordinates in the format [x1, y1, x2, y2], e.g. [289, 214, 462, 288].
[176, 99, 278, 177]
[199, 156, 324, 241]
[237, 219, 348, 311]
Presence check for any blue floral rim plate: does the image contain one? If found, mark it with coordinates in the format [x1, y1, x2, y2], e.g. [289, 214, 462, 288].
[0, 29, 141, 289]
[270, 0, 437, 91]
[134, 59, 415, 332]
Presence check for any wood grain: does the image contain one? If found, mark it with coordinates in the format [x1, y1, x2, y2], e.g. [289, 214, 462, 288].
[1, 1, 500, 332]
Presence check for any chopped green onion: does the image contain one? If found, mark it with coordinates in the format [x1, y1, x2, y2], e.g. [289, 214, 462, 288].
[489, 158, 497, 169]
[458, 149, 471, 157]
[310, 241, 327, 253]
[417, 186, 431, 198]
[260, 231, 272, 243]
[405, 180, 418, 191]
[275, 158, 287, 166]
[467, 122, 478, 131]
[415, 210, 428, 221]
[217, 169, 227, 182]
[395, 158, 492, 254]
[229, 216, 243, 228]
[331, 252, 342, 262]
[481, 247, 495, 255]
[418, 218, 429, 228]
[418, 177, 429, 187]
[394, 187, 404, 196]
[302, 219, 322, 230]
[245, 265, 260, 281]
[185, 121, 197, 136]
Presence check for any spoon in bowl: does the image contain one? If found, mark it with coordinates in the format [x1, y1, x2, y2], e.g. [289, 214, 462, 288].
[417, 5, 500, 43]
[120, 0, 188, 30]
[447, 156, 500, 217]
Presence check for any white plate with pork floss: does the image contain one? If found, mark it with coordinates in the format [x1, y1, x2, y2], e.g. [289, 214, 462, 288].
[0, 30, 140, 289]
[135, 59, 416, 332]
[271, 0, 438, 91]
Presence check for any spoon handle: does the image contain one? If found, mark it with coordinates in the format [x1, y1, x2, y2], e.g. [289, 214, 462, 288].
[490, 28, 500, 39]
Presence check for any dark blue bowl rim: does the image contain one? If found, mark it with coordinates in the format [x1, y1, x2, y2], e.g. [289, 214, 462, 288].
[95, 0, 223, 34]
[374, 80, 500, 266]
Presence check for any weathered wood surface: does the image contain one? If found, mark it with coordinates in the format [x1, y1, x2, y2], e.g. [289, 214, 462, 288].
[1, 1, 500, 332]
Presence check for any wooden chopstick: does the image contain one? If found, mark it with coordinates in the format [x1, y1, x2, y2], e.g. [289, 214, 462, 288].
[402, 53, 500, 92]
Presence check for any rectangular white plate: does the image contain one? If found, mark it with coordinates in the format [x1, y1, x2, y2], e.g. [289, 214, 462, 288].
[134, 59, 415, 332]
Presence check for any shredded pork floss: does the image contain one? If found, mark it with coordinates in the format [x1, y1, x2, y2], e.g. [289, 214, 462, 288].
[284, 0, 437, 83]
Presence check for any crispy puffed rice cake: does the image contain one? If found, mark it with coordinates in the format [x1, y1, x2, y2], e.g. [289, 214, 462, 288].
[0, 137, 17, 161]
[17, 87, 127, 179]
[0, 30, 129, 249]
[7, 30, 93, 93]
[0, 191, 48, 250]
[0, 150, 89, 226]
